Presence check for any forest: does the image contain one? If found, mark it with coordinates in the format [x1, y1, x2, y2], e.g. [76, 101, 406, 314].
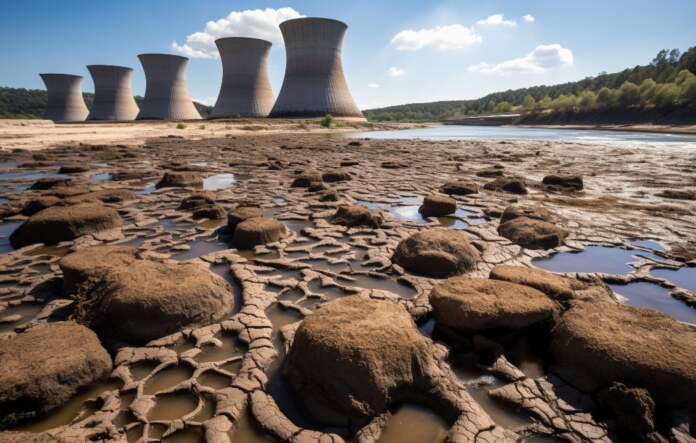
[364, 47, 696, 122]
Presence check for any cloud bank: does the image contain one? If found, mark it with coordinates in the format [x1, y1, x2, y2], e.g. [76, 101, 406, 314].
[468, 44, 573, 75]
[476, 14, 517, 27]
[388, 67, 406, 77]
[390, 24, 481, 51]
[171, 7, 303, 59]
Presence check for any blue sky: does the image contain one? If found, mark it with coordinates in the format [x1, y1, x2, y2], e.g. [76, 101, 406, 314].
[1, 1, 695, 109]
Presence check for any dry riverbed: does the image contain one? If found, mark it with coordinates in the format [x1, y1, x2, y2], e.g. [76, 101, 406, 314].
[0, 127, 694, 442]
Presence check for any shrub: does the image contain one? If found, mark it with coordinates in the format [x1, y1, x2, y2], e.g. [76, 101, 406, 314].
[596, 87, 616, 109]
[578, 90, 597, 108]
[320, 114, 334, 128]
[176, 123, 186, 129]
[617, 81, 640, 107]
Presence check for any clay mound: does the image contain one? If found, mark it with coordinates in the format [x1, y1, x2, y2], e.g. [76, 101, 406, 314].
[430, 277, 558, 332]
[10, 204, 122, 248]
[111, 170, 156, 181]
[233, 217, 287, 249]
[500, 204, 558, 224]
[192, 205, 226, 220]
[490, 265, 589, 301]
[543, 175, 584, 190]
[21, 196, 60, 216]
[227, 206, 264, 230]
[381, 161, 410, 169]
[291, 171, 322, 188]
[60, 189, 136, 205]
[319, 190, 340, 202]
[179, 193, 215, 211]
[498, 217, 567, 249]
[440, 181, 478, 196]
[0, 321, 112, 428]
[307, 181, 329, 192]
[330, 205, 383, 228]
[476, 169, 504, 178]
[322, 170, 352, 182]
[59, 246, 234, 344]
[29, 177, 70, 190]
[551, 302, 696, 409]
[284, 296, 437, 427]
[483, 177, 528, 194]
[155, 171, 203, 189]
[58, 165, 90, 174]
[419, 194, 457, 216]
[392, 229, 480, 278]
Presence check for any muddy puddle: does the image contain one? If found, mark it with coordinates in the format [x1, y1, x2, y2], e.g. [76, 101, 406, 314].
[232, 412, 278, 442]
[172, 239, 229, 261]
[148, 391, 199, 421]
[143, 364, 195, 395]
[26, 244, 72, 257]
[377, 403, 448, 443]
[532, 245, 662, 274]
[610, 282, 696, 324]
[203, 173, 236, 190]
[0, 302, 44, 333]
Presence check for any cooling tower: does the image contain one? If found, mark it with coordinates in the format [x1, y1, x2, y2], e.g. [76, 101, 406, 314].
[270, 18, 364, 119]
[136, 54, 201, 120]
[39, 74, 89, 122]
[210, 37, 275, 118]
[86, 65, 139, 121]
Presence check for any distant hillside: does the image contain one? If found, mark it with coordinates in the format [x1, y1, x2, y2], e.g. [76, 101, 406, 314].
[364, 47, 696, 122]
[0, 87, 213, 119]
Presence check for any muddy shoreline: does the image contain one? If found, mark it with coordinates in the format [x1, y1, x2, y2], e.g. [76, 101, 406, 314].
[0, 131, 695, 442]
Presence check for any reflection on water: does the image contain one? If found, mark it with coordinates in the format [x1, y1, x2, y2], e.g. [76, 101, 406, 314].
[203, 173, 236, 190]
[631, 239, 664, 250]
[90, 172, 111, 181]
[390, 206, 428, 224]
[651, 267, 696, 294]
[377, 403, 448, 443]
[533, 246, 662, 275]
[355, 200, 385, 209]
[0, 220, 22, 253]
[26, 244, 72, 257]
[346, 125, 696, 143]
[10, 380, 122, 432]
[193, 334, 246, 363]
[610, 282, 696, 324]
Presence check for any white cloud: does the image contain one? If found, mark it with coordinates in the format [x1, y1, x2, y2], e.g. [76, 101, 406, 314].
[387, 67, 406, 77]
[476, 14, 517, 27]
[468, 44, 573, 75]
[193, 97, 216, 106]
[171, 7, 304, 59]
[368, 83, 380, 88]
[390, 24, 481, 51]
[523, 14, 535, 23]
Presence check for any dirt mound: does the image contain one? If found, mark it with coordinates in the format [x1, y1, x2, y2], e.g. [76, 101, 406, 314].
[330, 205, 383, 228]
[419, 194, 457, 216]
[10, 204, 122, 248]
[500, 204, 559, 224]
[232, 217, 287, 249]
[392, 229, 480, 278]
[21, 196, 60, 216]
[155, 171, 203, 189]
[60, 189, 136, 205]
[440, 181, 478, 196]
[58, 165, 90, 174]
[111, 170, 156, 181]
[498, 216, 568, 249]
[483, 177, 528, 194]
[29, 177, 70, 190]
[283, 296, 438, 427]
[489, 265, 609, 302]
[551, 302, 696, 409]
[0, 321, 112, 428]
[59, 246, 234, 344]
[430, 277, 558, 332]
[291, 171, 322, 188]
[192, 205, 226, 219]
[543, 175, 584, 190]
[657, 190, 695, 201]
[321, 170, 352, 182]
[227, 207, 264, 230]
[179, 193, 215, 210]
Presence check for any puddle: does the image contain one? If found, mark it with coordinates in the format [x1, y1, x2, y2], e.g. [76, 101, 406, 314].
[203, 173, 236, 190]
[300, 258, 350, 273]
[0, 302, 44, 333]
[267, 304, 303, 331]
[163, 428, 204, 443]
[191, 161, 211, 166]
[390, 206, 428, 224]
[418, 317, 436, 336]
[210, 263, 243, 316]
[377, 403, 448, 443]
[220, 360, 242, 374]
[631, 239, 664, 250]
[130, 360, 160, 381]
[232, 411, 278, 442]
[198, 371, 232, 390]
[173, 239, 228, 261]
[236, 249, 281, 261]
[339, 274, 416, 298]
[90, 173, 112, 181]
[26, 244, 72, 257]
[651, 267, 696, 293]
[435, 217, 468, 230]
[610, 282, 696, 324]
[148, 391, 199, 421]
[193, 334, 246, 363]
[199, 218, 224, 230]
[532, 246, 662, 275]
[355, 200, 385, 209]
[192, 396, 215, 422]
[143, 364, 195, 395]
[10, 380, 122, 432]
[0, 220, 23, 254]
[266, 370, 334, 434]
[137, 183, 156, 195]
[283, 219, 314, 234]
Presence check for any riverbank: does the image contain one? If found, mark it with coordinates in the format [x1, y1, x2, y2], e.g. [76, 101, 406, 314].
[515, 123, 696, 135]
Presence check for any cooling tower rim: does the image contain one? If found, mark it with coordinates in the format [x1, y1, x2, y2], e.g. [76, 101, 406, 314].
[214, 36, 273, 47]
[86, 64, 134, 72]
[279, 17, 348, 29]
[137, 53, 189, 62]
[39, 73, 83, 80]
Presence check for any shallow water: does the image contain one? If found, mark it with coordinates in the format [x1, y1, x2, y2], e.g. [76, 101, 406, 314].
[26, 244, 72, 257]
[193, 334, 246, 363]
[198, 371, 232, 390]
[163, 428, 204, 442]
[651, 267, 696, 293]
[0, 220, 22, 253]
[232, 412, 279, 442]
[90, 172, 111, 181]
[390, 206, 428, 224]
[532, 246, 662, 275]
[610, 282, 696, 324]
[203, 173, 236, 190]
[172, 239, 228, 261]
[143, 364, 195, 395]
[0, 302, 44, 333]
[148, 391, 199, 421]
[630, 239, 664, 250]
[377, 404, 448, 443]
[210, 263, 244, 316]
[338, 274, 416, 298]
[346, 125, 696, 143]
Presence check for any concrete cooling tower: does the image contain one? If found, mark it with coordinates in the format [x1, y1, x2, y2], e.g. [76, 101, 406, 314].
[86, 65, 139, 121]
[210, 37, 275, 118]
[270, 17, 364, 119]
[136, 54, 201, 120]
[39, 74, 89, 122]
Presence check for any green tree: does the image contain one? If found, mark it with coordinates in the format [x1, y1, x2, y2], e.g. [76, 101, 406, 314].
[521, 95, 536, 110]
[638, 79, 657, 104]
[596, 87, 616, 108]
[653, 83, 680, 107]
[493, 101, 513, 112]
[617, 81, 640, 107]
[537, 95, 552, 108]
[578, 90, 596, 108]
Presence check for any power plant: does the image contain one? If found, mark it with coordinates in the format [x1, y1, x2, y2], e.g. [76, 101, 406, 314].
[86, 65, 139, 121]
[270, 18, 364, 119]
[210, 37, 275, 118]
[39, 74, 89, 122]
[136, 54, 201, 120]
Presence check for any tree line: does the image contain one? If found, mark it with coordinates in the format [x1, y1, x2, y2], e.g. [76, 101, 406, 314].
[0, 88, 212, 119]
[364, 47, 696, 122]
